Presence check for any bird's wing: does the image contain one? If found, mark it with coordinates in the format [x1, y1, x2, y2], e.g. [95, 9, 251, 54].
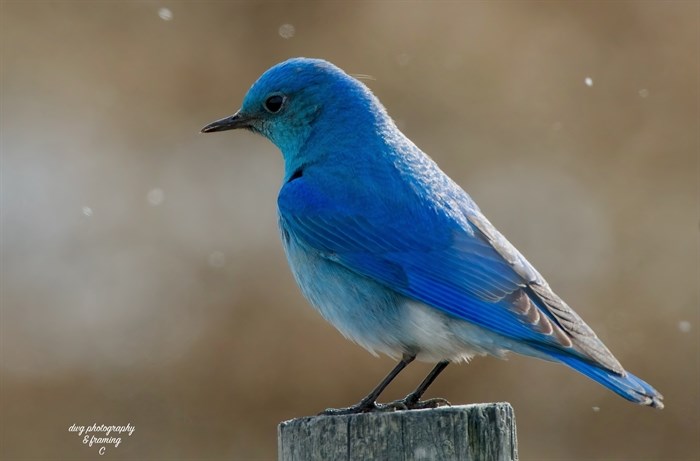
[278, 177, 623, 373]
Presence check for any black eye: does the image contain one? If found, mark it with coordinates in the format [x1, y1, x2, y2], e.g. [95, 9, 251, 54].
[264, 94, 285, 113]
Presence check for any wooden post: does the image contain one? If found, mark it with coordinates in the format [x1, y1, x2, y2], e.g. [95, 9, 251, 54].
[278, 402, 518, 461]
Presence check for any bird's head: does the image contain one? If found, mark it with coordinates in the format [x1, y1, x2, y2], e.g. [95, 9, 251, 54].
[201, 57, 388, 159]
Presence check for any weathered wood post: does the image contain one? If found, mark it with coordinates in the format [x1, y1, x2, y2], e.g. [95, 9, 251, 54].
[278, 402, 518, 461]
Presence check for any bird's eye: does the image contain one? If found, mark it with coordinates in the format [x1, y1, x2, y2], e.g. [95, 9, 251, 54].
[264, 94, 285, 113]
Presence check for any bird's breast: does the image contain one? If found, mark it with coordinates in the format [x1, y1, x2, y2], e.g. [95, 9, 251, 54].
[278, 218, 407, 358]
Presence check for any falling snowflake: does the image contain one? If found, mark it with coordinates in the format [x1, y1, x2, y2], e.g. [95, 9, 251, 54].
[278, 24, 295, 39]
[147, 188, 165, 206]
[158, 8, 173, 21]
[678, 320, 691, 333]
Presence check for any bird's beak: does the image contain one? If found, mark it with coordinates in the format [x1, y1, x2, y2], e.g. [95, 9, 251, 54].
[200, 111, 253, 133]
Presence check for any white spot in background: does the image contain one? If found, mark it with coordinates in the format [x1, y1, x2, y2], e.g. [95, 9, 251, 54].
[82, 206, 93, 217]
[592, 406, 600, 412]
[552, 121, 563, 131]
[678, 320, 691, 333]
[158, 7, 173, 21]
[147, 188, 165, 206]
[396, 52, 411, 67]
[351, 73, 376, 81]
[278, 23, 295, 39]
[638, 88, 649, 98]
[584, 77, 594, 87]
[207, 251, 226, 268]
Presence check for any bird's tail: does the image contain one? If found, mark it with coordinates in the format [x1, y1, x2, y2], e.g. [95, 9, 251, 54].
[536, 348, 664, 409]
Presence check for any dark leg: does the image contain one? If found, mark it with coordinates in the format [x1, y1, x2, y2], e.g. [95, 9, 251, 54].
[383, 360, 451, 411]
[320, 354, 416, 415]
[403, 360, 450, 408]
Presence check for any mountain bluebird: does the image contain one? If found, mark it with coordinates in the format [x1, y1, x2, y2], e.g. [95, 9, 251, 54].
[202, 58, 663, 412]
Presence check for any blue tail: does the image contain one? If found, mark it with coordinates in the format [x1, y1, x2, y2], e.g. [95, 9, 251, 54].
[538, 348, 664, 409]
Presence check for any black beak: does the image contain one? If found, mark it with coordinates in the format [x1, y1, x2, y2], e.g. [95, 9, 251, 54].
[201, 111, 253, 133]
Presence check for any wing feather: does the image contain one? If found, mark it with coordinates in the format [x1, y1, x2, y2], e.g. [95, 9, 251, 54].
[279, 176, 623, 373]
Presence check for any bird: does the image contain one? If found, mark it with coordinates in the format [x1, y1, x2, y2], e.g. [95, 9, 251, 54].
[201, 57, 664, 413]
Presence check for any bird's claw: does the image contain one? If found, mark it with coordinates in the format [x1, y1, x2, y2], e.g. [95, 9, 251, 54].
[319, 396, 451, 415]
[402, 396, 451, 410]
[319, 400, 379, 415]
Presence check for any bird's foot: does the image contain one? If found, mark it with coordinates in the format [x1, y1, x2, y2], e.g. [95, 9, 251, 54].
[319, 399, 380, 415]
[382, 395, 452, 411]
[320, 396, 451, 415]
[407, 397, 451, 410]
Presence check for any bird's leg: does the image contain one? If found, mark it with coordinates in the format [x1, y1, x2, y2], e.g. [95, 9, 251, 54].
[383, 360, 451, 411]
[320, 353, 416, 415]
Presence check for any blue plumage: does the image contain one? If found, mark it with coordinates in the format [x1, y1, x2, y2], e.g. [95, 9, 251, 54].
[202, 57, 663, 410]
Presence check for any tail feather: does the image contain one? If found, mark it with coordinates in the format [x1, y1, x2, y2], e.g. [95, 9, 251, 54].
[538, 348, 664, 409]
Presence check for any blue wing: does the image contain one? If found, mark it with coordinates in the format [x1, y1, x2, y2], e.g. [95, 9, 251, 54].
[279, 174, 615, 365]
[278, 171, 663, 407]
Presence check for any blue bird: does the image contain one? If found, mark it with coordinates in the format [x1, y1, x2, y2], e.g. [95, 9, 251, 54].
[202, 58, 663, 412]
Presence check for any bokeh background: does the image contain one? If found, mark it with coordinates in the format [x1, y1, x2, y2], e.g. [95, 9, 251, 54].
[2, 1, 698, 460]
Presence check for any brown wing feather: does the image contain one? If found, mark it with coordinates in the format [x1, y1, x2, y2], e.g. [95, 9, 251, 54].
[468, 212, 624, 374]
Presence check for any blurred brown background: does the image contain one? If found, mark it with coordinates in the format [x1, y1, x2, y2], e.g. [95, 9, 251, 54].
[1, 1, 698, 460]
